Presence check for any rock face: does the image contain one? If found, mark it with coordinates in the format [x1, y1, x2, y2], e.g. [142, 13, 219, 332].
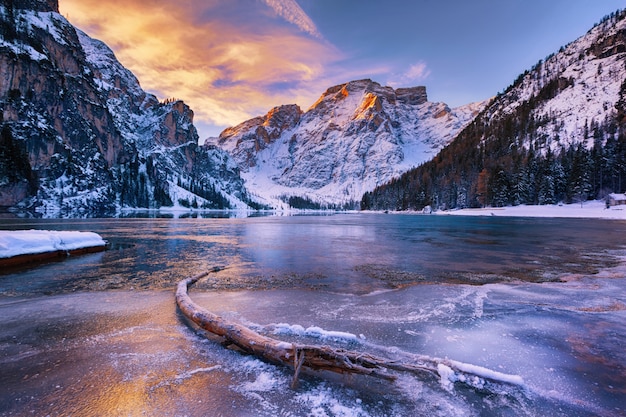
[4, 0, 57, 13]
[210, 79, 485, 208]
[0, 0, 254, 214]
[217, 104, 303, 168]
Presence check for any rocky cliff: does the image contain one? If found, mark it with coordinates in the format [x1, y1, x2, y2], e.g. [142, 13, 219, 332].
[209, 79, 485, 208]
[0, 0, 254, 214]
[217, 104, 303, 168]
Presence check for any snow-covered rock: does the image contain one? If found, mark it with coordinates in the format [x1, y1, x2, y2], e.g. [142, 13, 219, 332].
[209, 79, 486, 208]
[361, 10, 626, 212]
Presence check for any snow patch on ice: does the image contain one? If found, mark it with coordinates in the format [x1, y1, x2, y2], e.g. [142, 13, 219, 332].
[241, 370, 280, 393]
[231, 358, 289, 413]
[295, 386, 367, 417]
[272, 323, 359, 342]
[0, 230, 106, 258]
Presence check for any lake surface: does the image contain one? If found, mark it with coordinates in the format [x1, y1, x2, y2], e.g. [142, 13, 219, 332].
[0, 213, 625, 416]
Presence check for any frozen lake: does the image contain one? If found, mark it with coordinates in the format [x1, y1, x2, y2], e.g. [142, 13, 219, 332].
[0, 213, 625, 416]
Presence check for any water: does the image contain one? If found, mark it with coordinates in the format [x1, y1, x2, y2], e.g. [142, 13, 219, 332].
[0, 213, 625, 416]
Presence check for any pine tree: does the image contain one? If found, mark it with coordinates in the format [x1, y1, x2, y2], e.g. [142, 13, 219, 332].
[0, 124, 37, 194]
[567, 144, 593, 205]
[491, 168, 511, 207]
[476, 169, 489, 207]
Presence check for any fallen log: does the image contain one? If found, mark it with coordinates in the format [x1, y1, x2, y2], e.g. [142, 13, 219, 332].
[176, 270, 526, 389]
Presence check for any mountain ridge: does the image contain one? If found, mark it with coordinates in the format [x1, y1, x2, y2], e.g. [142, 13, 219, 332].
[208, 78, 486, 208]
[0, 0, 256, 215]
[5, 0, 618, 215]
[362, 9, 626, 211]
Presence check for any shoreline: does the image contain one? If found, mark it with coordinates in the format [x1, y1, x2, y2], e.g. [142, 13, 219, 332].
[433, 200, 626, 220]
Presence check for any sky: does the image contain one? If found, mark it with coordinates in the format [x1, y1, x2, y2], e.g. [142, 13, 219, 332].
[59, 0, 625, 140]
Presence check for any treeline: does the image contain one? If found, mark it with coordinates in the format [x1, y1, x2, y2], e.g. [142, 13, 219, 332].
[0, 123, 38, 194]
[176, 175, 231, 209]
[118, 156, 172, 209]
[362, 79, 626, 211]
[280, 194, 358, 210]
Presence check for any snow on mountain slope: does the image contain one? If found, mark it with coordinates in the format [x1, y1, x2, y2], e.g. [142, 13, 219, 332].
[75, 28, 155, 148]
[489, 11, 626, 152]
[361, 10, 626, 212]
[0, 1, 254, 214]
[209, 79, 486, 207]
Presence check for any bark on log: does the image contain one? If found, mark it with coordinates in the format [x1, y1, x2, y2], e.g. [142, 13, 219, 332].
[176, 270, 525, 389]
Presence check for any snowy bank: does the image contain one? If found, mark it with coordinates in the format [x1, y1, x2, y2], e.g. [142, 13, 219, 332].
[0, 230, 107, 266]
[436, 200, 626, 220]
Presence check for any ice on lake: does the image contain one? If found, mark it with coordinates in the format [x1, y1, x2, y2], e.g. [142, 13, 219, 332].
[0, 214, 625, 416]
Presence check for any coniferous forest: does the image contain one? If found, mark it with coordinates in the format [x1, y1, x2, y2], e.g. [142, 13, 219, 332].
[361, 11, 626, 212]
[361, 87, 626, 211]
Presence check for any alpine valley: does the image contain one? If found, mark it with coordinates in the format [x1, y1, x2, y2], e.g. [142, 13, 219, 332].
[207, 80, 485, 209]
[1, 0, 625, 215]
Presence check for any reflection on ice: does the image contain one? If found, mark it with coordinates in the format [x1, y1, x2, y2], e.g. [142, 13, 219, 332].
[1, 276, 624, 416]
[186, 270, 625, 416]
[1, 215, 625, 416]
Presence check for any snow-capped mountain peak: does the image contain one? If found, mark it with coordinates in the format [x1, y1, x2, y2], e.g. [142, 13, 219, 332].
[489, 10, 626, 152]
[209, 79, 486, 208]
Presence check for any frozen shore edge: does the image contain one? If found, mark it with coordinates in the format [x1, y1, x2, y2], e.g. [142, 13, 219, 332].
[432, 200, 626, 220]
[0, 230, 107, 267]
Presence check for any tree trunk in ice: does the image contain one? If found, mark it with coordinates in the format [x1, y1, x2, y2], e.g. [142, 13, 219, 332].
[176, 270, 525, 389]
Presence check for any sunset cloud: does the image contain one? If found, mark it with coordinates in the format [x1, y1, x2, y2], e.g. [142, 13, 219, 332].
[404, 62, 432, 82]
[261, 0, 322, 38]
[57, 1, 623, 138]
[60, 0, 340, 137]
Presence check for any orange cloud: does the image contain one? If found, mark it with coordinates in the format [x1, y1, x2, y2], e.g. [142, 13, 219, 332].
[59, 0, 342, 137]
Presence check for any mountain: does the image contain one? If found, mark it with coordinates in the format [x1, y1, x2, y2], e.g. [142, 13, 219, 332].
[362, 9, 626, 211]
[0, 0, 256, 216]
[207, 79, 485, 209]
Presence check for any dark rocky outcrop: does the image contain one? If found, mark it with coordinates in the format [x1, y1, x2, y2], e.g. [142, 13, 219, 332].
[0, 0, 255, 214]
